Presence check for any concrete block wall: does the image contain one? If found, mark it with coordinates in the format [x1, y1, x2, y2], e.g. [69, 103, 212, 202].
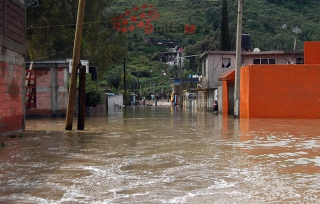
[57, 68, 67, 111]
[26, 64, 69, 117]
[37, 68, 51, 112]
[0, 0, 26, 134]
[240, 64, 320, 118]
[0, 49, 25, 134]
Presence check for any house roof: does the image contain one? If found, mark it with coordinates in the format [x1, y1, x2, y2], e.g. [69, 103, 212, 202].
[199, 50, 304, 61]
[218, 69, 235, 81]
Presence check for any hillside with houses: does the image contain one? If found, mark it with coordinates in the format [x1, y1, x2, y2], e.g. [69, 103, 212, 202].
[100, 0, 320, 97]
[26, 0, 320, 93]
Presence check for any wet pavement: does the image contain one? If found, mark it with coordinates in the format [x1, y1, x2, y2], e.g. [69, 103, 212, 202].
[1, 105, 320, 203]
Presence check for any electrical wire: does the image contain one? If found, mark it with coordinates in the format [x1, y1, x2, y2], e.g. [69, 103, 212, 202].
[26, 2, 228, 30]
[30, 0, 236, 64]
[27, 18, 111, 60]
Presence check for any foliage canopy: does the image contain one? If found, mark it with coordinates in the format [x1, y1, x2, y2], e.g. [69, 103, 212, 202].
[27, 0, 320, 97]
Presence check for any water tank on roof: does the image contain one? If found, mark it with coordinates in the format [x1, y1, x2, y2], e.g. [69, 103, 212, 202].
[241, 34, 252, 51]
[253, 48, 260, 53]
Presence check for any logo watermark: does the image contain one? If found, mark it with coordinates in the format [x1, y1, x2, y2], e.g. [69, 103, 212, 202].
[112, 4, 209, 34]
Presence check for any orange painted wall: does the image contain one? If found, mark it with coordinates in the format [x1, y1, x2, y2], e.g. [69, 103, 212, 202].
[240, 66, 249, 118]
[304, 42, 320, 64]
[240, 64, 320, 118]
[222, 81, 229, 114]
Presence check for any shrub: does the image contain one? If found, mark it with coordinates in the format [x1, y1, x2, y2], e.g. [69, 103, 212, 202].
[76, 74, 103, 107]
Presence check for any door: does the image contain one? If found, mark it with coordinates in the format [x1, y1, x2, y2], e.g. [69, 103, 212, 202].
[228, 83, 234, 115]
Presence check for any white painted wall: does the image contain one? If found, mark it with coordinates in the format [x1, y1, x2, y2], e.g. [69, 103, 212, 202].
[107, 94, 123, 110]
[67, 59, 89, 73]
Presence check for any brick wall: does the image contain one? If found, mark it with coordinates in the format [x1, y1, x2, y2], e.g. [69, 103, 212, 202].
[0, 49, 25, 134]
[57, 68, 67, 111]
[6, 0, 24, 44]
[0, 0, 26, 134]
[0, 0, 25, 53]
[26, 64, 69, 117]
[0, 0, 4, 35]
[36, 68, 51, 110]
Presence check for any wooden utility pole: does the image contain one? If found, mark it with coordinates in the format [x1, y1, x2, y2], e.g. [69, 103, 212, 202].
[123, 58, 126, 107]
[234, 0, 243, 119]
[179, 57, 183, 107]
[65, 0, 86, 130]
[77, 65, 86, 130]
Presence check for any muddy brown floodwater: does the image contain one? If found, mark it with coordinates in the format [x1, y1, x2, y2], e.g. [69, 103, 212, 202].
[1, 105, 320, 203]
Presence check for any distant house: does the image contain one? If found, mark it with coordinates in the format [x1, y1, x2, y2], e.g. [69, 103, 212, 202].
[171, 77, 199, 103]
[159, 50, 184, 68]
[198, 50, 304, 111]
[218, 41, 320, 119]
[0, 0, 26, 135]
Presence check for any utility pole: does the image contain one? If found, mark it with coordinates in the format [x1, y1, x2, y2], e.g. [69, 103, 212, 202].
[179, 56, 183, 107]
[77, 65, 86, 130]
[280, 24, 287, 50]
[65, 0, 86, 130]
[292, 26, 302, 53]
[234, 0, 243, 119]
[137, 74, 139, 91]
[124, 58, 126, 107]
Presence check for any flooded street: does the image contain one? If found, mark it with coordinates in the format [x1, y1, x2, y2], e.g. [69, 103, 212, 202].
[1, 106, 320, 203]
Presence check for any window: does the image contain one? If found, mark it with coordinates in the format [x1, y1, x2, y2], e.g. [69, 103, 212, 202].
[253, 59, 260, 64]
[296, 58, 304, 64]
[269, 59, 276, 64]
[222, 58, 231, 68]
[253, 58, 276, 64]
[261, 59, 268, 64]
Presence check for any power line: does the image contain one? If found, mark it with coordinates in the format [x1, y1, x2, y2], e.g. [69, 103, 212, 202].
[26, 3, 231, 30]
[27, 0, 237, 63]
[26, 20, 108, 29]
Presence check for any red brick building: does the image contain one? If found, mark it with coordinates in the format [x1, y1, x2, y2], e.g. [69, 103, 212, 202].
[25, 60, 69, 117]
[0, 0, 26, 134]
[25, 59, 89, 118]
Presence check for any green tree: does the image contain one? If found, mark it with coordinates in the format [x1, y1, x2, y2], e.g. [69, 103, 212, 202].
[26, 0, 127, 74]
[119, 72, 135, 92]
[26, 0, 77, 59]
[220, 0, 230, 51]
[85, 76, 103, 107]
[76, 74, 103, 107]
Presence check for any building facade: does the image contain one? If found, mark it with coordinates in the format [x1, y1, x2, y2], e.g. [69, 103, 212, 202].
[199, 50, 304, 112]
[219, 41, 320, 118]
[25, 59, 89, 118]
[0, 0, 26, 134]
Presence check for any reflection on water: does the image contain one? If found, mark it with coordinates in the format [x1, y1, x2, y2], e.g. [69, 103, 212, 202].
[1, 106, 320, 203]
